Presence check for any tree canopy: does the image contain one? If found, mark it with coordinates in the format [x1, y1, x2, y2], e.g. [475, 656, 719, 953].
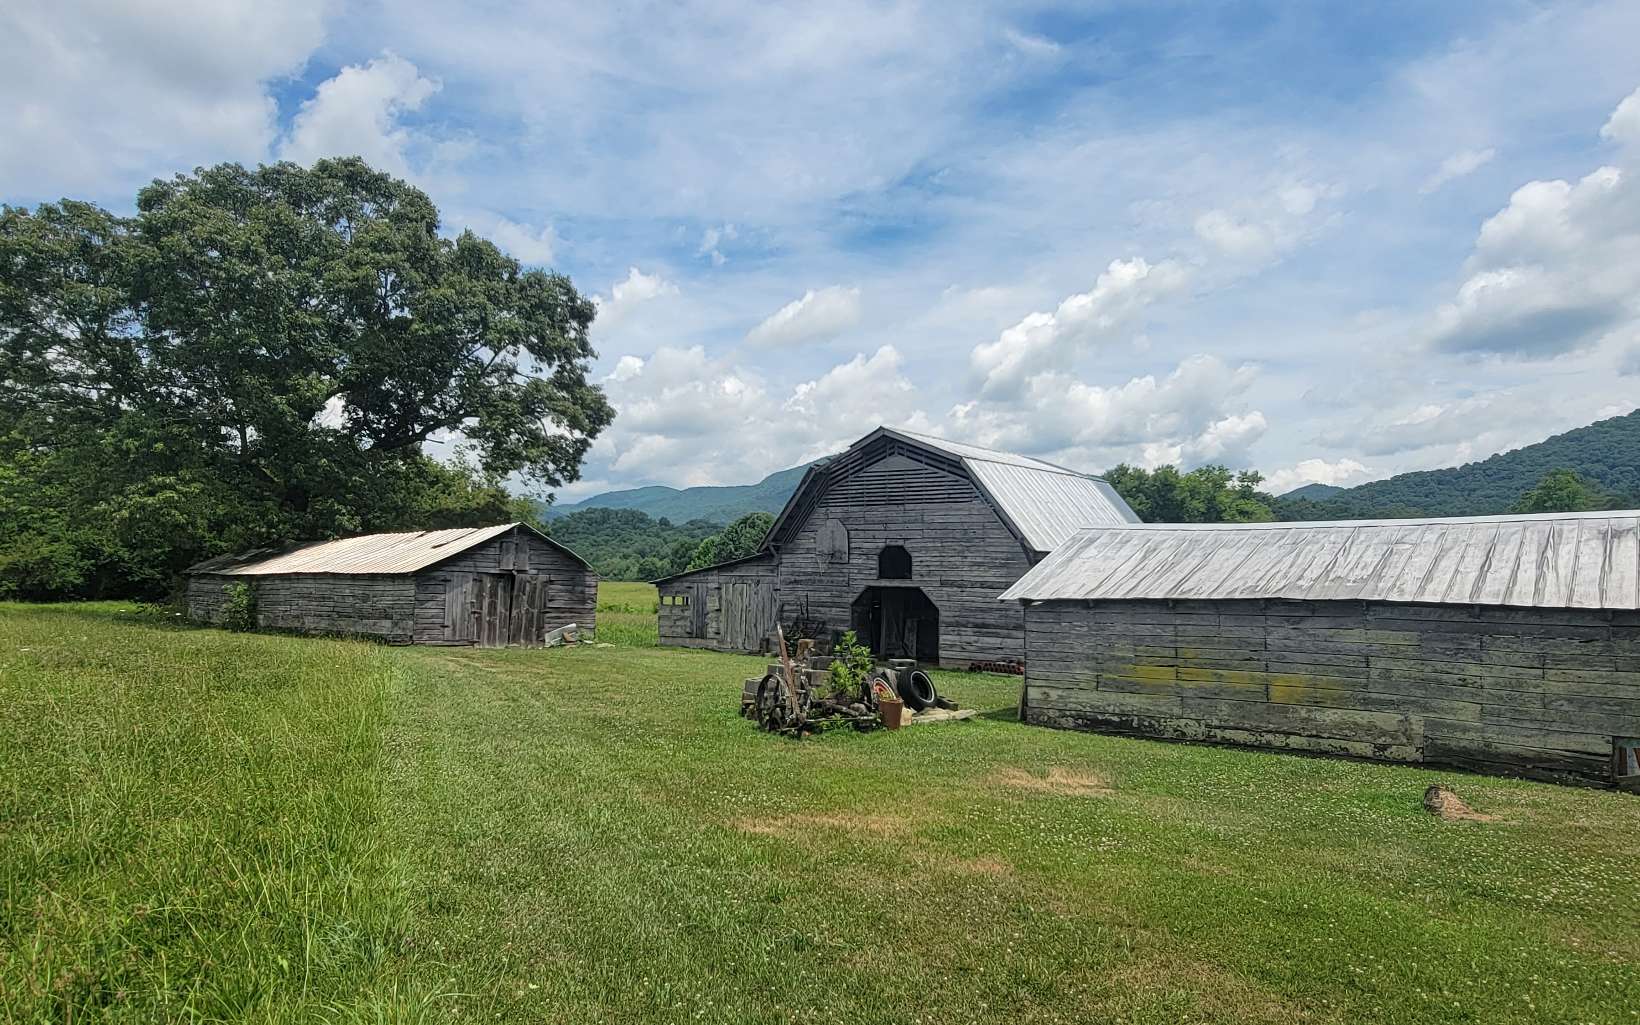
[0, 158, 611, 599]
[1511, 469, 1609, 514]
[685, 512, 775, 572]
[1104, 464, 1276, 523]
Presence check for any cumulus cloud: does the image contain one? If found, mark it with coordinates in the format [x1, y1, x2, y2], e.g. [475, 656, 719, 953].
[1602, 86, 1640, 146]
[1426, 90, 1640, 358]
[951, 354, 1263, 471]
[971, 258, 1189, 398]
[0, 0, 326, 198]
[1193, 182, 1337, 266]
[595, 344, 930, 487]
[593, 267, 679, 329]
[746, 286, 863, 347]
[1420, 147, 1496, 194]
[1263, 457, 1372, 495]
[280, 53, 440, 177]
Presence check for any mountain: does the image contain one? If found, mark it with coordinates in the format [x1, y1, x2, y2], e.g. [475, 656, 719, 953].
[545, 462, 815, 524]
[1280, 482, 1345, 501]
[1276, 408, 1640, 519]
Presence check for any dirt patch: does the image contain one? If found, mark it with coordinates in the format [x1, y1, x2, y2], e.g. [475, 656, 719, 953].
[1422, 784, 1501, 823]
[733, 811, 913, 838]
[997, 767, 1112, 796]
[947, 855, 1015, 878]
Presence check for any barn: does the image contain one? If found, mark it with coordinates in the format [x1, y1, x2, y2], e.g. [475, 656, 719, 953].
[656, 426, 1137, 665]
[186, 522, 597, 646]
[1001, 511, 1640, 786]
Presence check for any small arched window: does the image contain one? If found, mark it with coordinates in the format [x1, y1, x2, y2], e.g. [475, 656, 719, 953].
[878, 545, 912, 579]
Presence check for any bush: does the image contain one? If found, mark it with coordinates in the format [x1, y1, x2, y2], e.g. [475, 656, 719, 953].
[221, 581, 257, 632]
[828, 629, 875, 699]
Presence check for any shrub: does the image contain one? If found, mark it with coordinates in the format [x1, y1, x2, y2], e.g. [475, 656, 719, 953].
[221, 581, 257, 632]
[828, 629, 875, 699]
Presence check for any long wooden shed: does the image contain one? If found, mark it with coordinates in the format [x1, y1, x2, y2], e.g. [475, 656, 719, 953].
[656, 426, 1137, 666]
[1001, 512, 1640, 785]
[186, 522, 596, 646]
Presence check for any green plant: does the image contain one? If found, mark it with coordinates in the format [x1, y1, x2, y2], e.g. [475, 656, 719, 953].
[221, 581, 257, 632]
[828, 629, 875, 699]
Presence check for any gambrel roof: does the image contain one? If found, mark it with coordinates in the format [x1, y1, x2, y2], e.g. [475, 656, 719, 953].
[186, 522, 591, 576]
[765, 426, 1137, 555]
[1001, 511, 1640, 609]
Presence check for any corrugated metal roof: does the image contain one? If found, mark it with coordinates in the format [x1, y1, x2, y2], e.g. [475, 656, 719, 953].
[881, 428, 1139, 551]
[999, 511, 1640, 610]
[652, 550, 776, 585]
[188, 522, 590, 576]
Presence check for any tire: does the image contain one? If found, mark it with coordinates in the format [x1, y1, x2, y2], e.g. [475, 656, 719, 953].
[897, 669, 937, 711]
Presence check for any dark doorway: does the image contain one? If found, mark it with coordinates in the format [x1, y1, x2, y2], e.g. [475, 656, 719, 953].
[851, 586, 939, 663]
[878, 545, 912, 579]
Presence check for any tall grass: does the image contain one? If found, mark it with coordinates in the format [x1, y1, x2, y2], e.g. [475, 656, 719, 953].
[0, 603, 443, 1022]
[594, 580, 658, 647]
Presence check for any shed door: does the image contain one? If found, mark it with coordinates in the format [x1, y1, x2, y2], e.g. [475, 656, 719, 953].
[445, 572, 477, 643]
[476, 573, 513, 647]
[690, 582, 708, 639]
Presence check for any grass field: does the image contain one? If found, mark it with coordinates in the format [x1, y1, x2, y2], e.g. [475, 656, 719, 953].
[3, 594, 1638, 1024]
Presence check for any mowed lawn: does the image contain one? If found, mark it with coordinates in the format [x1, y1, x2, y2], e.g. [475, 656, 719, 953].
[2, 595, 1638, 1024]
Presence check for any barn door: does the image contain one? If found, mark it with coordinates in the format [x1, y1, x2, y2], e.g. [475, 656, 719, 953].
[476, 573, 513, 647]
[446, 572, 477, 643]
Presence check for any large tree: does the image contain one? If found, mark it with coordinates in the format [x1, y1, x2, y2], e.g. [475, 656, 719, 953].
[0, 159, 612, 598]
[1104, 464, 1276, 523]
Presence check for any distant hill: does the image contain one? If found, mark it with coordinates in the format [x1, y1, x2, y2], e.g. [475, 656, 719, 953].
[545, 462, 815, 524]
[1281, 482, 1346, 501]
[1276, 408, 1640, 519]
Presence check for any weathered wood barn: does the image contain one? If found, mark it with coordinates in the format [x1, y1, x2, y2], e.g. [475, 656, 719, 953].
[1001, 512, 1640, 785]
[656, 427, 1138, 665]
[186, 523, 596, 646]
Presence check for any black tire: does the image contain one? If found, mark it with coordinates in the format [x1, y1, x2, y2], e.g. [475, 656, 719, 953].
[898, 669, 937, 711]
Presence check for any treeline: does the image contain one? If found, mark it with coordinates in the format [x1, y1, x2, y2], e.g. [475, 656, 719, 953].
[0, 158, 612, 600]
[546, 508, 775, 580]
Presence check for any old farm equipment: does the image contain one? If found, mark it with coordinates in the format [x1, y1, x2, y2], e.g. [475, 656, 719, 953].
[742, 628, 962, 737]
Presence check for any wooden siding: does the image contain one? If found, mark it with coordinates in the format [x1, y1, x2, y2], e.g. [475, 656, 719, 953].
[778, 454, 1031, 665]
[659, 556, 779, 652]
[658, 452, 1037, 663]
[1022, 597, 1640, 784]
[187, 573, 416, 642]
[413, 530, 597, 645]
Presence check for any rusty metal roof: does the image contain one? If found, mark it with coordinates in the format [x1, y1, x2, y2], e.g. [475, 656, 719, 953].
[883, 428, 1139, 551]
[999, 511, 1640, 610]
[187, 522, 591, 576]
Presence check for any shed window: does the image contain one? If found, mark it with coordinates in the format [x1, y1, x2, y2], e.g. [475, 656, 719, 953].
[878, 545, 912, 579]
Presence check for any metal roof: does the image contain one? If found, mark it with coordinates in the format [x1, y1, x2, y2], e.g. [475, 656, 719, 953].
[652, 550, 776, 585]
[999, 511, 1640, 610]
[187, 522, 591, 576]
[877, 428, 1139, 551]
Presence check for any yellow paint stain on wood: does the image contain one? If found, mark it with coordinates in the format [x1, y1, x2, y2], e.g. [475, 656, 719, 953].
[1267, 674, 1351, 705]
[1125, 663, 1178, 682]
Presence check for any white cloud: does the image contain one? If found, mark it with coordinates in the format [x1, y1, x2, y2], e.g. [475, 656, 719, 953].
[595, 344, 929, 486]
[280, 53, 440, 177]
[1601, 86, 1640, 146]
[1420, 147, 1496, 193]
[1193, 181, 1337, 266]
[482, 217, 557, 265]
[1428, 161, 1640, 356]
[0, 0, 326, 198]
[698, 223, 737, 266]
[1264, 457, 1372, 495]
[1003, 28, 1061, 59]
[971, 258, 1189, 398]
[1618, 342, 1640, 376]
[593, 267, 679, 329]
[746, 286, 863, 347]
[950, 354, 1263, 472]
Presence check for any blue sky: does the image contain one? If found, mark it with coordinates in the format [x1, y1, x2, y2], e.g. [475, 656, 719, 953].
[5, 1, 1640, 501]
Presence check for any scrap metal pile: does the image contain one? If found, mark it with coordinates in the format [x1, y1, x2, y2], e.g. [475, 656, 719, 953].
[740, 627, 959, 737]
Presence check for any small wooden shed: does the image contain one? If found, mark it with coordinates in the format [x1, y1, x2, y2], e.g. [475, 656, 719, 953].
[186, 522, 596, 646]
[1001, 512, 1640, 786]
